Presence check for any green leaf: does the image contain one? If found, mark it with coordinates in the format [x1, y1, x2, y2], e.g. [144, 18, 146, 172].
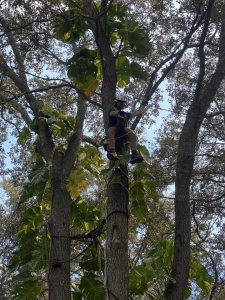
[148, 240, 174, 267]
[143, 180, 159, 202]
[129, 263, 155, 295]
[68, 49, 99, 95]
[100, 168, 113, 180]
[190, 256, 212, 296]
[67, 167, 90, 198]
[116, 154, 131, 165]
[19, 156, 49, 205]
[116, 56, 131, 87]
[79, 247, 104, 272]
[131, 198, 148, 223]
[17, 127, 31, 145]
[17, 206, 43, 241]
[108, 3, 128, 21]
[138, 144, 152, 165]
[54, 9, 88, 43]
[79, 273, 105, 300]
[39, 107, 75, 137]
[184, 281, 192, 299]
[130, 180, 148, 222]
[127, 26, 151, 57]
[70, 197, 102, 230]
[130, 62, 148, 80]
[130, 181, 145, 201]
[12, 277, 44, 300]
[72, 291, 83, 300]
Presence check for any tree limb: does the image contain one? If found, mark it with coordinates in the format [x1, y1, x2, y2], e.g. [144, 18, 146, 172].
[63, 94, 87, 178]
[131, 8, 205, 130]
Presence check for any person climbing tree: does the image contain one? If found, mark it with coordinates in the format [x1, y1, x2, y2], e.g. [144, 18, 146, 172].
[107, 99, 148, 164]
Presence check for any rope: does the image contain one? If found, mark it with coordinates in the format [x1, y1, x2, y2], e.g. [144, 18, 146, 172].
[107, 210, 129, 220]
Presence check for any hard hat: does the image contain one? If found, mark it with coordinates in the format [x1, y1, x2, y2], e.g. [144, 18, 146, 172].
[114, 99, 127, 106]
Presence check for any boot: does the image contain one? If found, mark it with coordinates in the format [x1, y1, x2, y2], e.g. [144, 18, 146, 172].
[107, 149, 118, 161]
[130, 150, 143, 164]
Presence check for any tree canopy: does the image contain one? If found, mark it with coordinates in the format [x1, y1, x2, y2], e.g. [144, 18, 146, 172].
[0, 0, 225, 299]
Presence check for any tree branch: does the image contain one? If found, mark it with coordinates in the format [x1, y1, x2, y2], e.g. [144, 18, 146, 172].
[63, 94, 87, 178]
[0, 16, 26, 81]
[194, 0, 215, 101]
[0, 93, 32, 126]
[82, 135, 101, 148]
[131, 9, 205, 130]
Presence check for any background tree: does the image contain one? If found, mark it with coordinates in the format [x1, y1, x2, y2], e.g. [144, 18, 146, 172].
[1, 0, 225, 300]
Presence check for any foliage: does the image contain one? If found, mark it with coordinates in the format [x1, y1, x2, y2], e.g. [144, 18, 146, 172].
[11, 272, 45, 300]
[129, 146, 159, 223]
[129, 240, 213, 298]
[1, 0, 225, 299]
[70, 196, 101, 231]
[76, 273, 105, 300]
[68, 49, 99, 96]
[19, 153, 49, 205]
[54, 2, 150, 93]
[107, 3, 151, 57]
[7, 144, 104, 298]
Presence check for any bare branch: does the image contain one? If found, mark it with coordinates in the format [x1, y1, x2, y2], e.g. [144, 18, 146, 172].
[0, 18, 51, 38]
[0, 16, 26, 81]
[42, 48, 68, 65]
[97, 0, 114, 19]
[0, 53, 40, 115]
[131, 10, 205, 130]
[82, 135, 101, 148]
[0, 93, 32, 126]
[194, 0, 215, 101]
[7, 83, 72, 102]
[63, 94, 87, 178]
[0, 106, 20, 134]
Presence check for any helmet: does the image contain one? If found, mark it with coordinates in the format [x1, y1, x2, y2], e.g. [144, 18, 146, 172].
[114, 99, 127, 107]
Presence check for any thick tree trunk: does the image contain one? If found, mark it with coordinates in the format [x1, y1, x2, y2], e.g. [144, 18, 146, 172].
[165, 9, 225, 296]
[164, 105, 198, 299]
[48, 153, 72, 300]
[47, 94, 86, 299]
[82, 2, 129, 298]
[106, 164, 129, 300]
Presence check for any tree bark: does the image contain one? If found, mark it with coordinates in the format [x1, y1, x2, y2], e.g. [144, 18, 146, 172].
[83, 2, 129, 298]
[0, 12, 86, 300]
[106, 164, 129, 300]
[48, 153, 72, 300]
[47, 96, 86, 300]
[165, 3, 225, 299]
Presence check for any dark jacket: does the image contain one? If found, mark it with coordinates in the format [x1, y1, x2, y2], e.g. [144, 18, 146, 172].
[108, 109, 131, 128]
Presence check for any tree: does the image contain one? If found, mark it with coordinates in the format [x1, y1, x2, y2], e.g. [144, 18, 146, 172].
[1, 1, 225, 300]
[0, 2, 87, 298]
[164, 1, 225, 299]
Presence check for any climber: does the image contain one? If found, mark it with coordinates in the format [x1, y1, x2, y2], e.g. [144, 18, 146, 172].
[107, 99, 148, 164]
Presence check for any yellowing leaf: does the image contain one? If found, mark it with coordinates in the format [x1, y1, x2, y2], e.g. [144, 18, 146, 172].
[82, 75, 98, 97]
[64, 32, 71, 41]
[79, 152, 87, 160]
[67, 167, 90, 197]
[84, 221, 91, 231]
[42, 203, 51, 212]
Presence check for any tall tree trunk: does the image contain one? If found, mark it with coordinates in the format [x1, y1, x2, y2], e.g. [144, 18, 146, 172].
[47, 96, 86, 300]
[83, 2, 129, 298]
[165, 4, 225, 298]
[48, 153, 72, 300]
[106, 164, 129, 300]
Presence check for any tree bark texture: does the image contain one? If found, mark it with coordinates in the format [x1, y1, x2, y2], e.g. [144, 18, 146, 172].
[48, 153, 72, 300]
[47, 96, 86, 300]
[165, 4, 225, 299]
[106, 164, 129, 300]
[83, 2, 129, 298]
[83, 0, 117, 128]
